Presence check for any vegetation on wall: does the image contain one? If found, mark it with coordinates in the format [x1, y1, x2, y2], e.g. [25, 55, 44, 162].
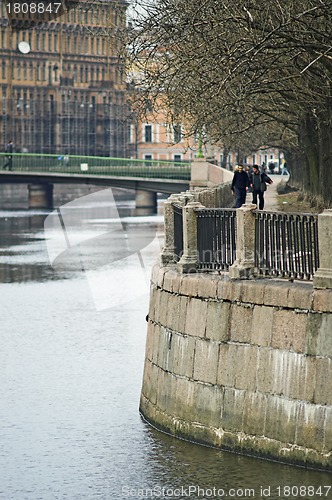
[125, 0, 332, 204]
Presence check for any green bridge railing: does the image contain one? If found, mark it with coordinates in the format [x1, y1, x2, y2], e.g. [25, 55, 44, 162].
[0, 153, 191, 181]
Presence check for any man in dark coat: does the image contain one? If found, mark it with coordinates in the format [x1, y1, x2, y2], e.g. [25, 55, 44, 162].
[3, 140, 13, 170]
[249, 164, 273, 210]
[231, 164, 250, 208]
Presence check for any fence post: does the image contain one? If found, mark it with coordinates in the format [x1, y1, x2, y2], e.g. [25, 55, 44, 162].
[161, 194, 180, 264]
[313, 209, 332, 288]
[229, 204, 258, 279]
[177, 200, 203, 273]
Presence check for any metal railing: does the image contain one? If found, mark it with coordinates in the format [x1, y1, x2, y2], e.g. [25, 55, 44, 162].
[172, 203, 320, 280]
[254, 211, 319, 280]
[0, 153, 191, 181]
[196, 208, 237, 270]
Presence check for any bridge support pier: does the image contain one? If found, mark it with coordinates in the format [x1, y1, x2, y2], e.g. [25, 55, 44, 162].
[28, 183, 53, 209]
[135, 190, 157, 215]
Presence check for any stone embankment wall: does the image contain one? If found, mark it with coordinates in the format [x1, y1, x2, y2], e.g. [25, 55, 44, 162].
[140, 265, 332, 471]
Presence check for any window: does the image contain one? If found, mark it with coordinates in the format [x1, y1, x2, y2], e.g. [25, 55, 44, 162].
[174, 155, 181, 162]
[144, 125, 152, 143]
[173, 124, 182, 143]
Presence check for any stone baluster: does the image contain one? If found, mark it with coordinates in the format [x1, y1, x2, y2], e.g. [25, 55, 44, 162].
[313, 209, 332, 288]
[229, 204, 258, 279]
[161, 194, 180, 264]
[176, 199, 203, 273]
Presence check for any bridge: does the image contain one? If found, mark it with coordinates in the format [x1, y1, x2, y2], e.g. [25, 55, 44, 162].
[0, 153, 191, 211]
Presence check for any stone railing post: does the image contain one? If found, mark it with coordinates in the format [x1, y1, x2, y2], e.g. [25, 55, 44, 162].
[160, 194, 179, 264]
[161, 193, 195, 265]
[313, 209, 332, 288]
[229, 204, 258, 279]
[177, 200, 203, 273]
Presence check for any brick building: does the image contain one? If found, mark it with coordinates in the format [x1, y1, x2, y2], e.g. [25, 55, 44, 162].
[0, 0, 133, 157]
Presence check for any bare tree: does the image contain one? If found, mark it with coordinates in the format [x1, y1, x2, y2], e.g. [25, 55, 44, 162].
[125, 0, 332, 204]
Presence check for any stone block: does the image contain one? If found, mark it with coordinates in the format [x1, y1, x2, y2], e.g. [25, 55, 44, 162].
[166, 294, 182, 332]
[184, 297, 208, 337]
[205, 301, 230, 342]
[193, 383, 224, 428]
[287, 283, 313, 310]
[221, 280, 243, 302]
[172, 333, 196, 379]
[229, 303, 253, 343]
[179, 274, 200, 297]
[221, 387, 245, 433]
[144, 321, 159, 364]
[158, 290, 172, 326]
[151, 263, 160, 286]
[242, 392, 267, 436]
[285, 353, 316, 402]
[270, 350, 315, 401]
[256, 347, 274, 393]
[295, 403, 326, 452]
[148, 285, 160, 323]
[178, 296, 189, 334]
[263, 282, 290, 308]
[312, 289, 332, 313]
[157, 326, 173, 372]
[217, 344, 238, 388]
[314, 358, 332, 405]
[163, 268, 180, 293]
[307, 313, 322, 355]
[235, 345, 258, 391]
[241, 281, 266, 305]
[172, 376, 196, 421]
[156, 266, 168, 288]
[271, 309, 307, 352]
[141, 360, 159, 406]
[307, 313, 332, 357]
[156, 367, 174, 412]
[197, 274, 218, 299]
[324, 407, 332, 453]
[193, 338, 219, 384]
[264, 395, 297, 444]
[251, 305, 273, 346]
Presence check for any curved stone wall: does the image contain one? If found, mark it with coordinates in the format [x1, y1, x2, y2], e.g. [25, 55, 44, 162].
[140, 264, 332, 470]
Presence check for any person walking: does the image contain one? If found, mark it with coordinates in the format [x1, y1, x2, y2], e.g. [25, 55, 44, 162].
[250, 164, 273, 210]
[3, 140, 13, 170]
[281, 160, 290, 175]
[231, 164, 250, 208]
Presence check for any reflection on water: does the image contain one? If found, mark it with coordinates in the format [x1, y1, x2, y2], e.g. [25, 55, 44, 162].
[0, 201, 331, 500]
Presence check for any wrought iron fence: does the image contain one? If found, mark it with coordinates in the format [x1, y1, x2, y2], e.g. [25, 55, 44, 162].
[173, 204, 183, 261]
[196, 208, 237, 270]
[254, 211, 319, 279]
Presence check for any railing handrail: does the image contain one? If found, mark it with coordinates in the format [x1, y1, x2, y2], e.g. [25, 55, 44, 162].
[0, 152, 192, 168]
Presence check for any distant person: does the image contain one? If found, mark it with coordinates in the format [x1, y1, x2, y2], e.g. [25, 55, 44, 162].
[3, 140, 13, 170]
[249, 164, 273, 210]
[281, 161, 290, 175]
[231, 164, 250, 208]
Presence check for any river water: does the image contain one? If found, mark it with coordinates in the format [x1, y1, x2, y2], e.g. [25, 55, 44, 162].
[0, 190, 331, 500]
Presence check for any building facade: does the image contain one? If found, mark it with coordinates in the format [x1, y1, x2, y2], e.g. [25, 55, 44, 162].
[0, 0, 133, 157]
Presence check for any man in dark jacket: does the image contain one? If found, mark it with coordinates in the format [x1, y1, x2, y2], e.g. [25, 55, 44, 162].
[3, 140, 13, 171]
[231, 164, 250, 208]
[249, 164, 273, 210]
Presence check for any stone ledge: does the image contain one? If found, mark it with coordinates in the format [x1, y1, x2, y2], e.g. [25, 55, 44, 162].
[155, 265, 316, 312]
